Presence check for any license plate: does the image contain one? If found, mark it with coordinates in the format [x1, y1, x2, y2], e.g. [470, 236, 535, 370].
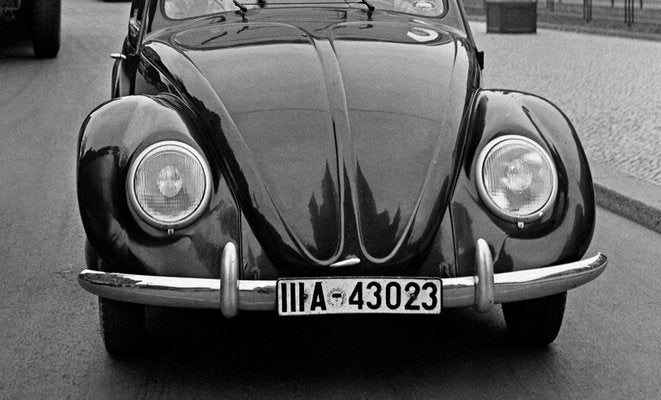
[277, 278, 442, 316]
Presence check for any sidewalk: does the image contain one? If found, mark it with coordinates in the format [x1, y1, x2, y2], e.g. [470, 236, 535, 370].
[464, 0, 661, 40]
[469, 21, 661, 233]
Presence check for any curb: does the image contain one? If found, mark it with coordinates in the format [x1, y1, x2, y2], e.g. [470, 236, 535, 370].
[595, 183, 661, 233]
[591, 160, 661, 234]
[467, 14, 661, 42]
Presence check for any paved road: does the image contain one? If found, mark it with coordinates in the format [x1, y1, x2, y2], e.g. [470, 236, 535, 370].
[0, 1, 659, 398]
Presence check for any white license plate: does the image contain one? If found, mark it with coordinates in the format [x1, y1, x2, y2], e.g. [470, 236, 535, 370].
[277, 278, 442, 316]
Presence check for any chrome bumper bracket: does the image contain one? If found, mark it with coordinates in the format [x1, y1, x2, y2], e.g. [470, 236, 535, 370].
[220, 242, 239, 318]
[474, 238, 495, 312]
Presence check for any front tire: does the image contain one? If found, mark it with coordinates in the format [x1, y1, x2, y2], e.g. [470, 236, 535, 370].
[99, 297, 147, 355]
[88, 241, 147, 355]
[502, 292, 567, 347]
[30, 0, 61, 58]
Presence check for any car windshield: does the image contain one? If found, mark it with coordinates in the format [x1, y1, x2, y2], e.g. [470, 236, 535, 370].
[163, 0, 446, 20]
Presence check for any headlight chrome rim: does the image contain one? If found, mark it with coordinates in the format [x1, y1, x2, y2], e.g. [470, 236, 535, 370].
[475, 135, 558, 223]
[127, 141, 212, 230]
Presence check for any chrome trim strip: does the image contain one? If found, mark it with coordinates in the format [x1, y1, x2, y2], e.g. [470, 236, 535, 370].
[220, 242, 239, 318]
[78, 271, 222, 309]
[78, 253, 607, 312]
[492, 254, 607, 303]
[474, 239, 495, 312]
[330, 257, 361, 268]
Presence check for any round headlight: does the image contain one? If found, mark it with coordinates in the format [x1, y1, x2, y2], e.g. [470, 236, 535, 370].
[127, 141, 211, 229]
[476, 135, 558, 223]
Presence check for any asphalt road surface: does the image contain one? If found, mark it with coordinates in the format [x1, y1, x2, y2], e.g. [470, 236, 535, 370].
[0, 1, 659, 399]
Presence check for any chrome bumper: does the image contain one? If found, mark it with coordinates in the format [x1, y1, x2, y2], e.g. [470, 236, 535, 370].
[78, 240, 607, 317]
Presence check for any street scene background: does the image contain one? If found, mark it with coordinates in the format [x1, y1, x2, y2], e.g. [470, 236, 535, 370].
[0, 0, 659, 398]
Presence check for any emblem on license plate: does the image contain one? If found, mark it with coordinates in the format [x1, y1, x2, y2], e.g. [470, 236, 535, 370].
[327, 287, 346, 308]
[278, 278, 442, 316]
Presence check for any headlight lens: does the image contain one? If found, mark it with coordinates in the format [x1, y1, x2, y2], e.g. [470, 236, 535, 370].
[128, 141, 211, 229]
[476, 135, 558, 222]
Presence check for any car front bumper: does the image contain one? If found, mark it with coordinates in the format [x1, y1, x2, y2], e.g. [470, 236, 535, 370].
[78, 240, 607, 317]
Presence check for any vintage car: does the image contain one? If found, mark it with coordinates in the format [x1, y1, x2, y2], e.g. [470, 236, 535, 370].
[77, 0, 607, 354]
[0, 0, 60, 58]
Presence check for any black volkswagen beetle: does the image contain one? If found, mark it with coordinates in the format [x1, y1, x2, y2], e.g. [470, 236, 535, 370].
[77, 0, 607, 354]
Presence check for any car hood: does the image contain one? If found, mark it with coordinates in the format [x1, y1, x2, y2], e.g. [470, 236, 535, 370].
[145, 13, 474, 273]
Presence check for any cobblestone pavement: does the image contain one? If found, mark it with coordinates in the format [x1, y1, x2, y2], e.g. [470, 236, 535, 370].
[470, 22, 661, 186]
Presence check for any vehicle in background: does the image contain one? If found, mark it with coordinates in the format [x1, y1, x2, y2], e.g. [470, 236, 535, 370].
[0, 0, 60, 58]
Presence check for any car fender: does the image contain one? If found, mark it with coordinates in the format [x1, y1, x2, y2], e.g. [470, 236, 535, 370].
[77, 94, 240, 278]
[451, 89, 595, 276]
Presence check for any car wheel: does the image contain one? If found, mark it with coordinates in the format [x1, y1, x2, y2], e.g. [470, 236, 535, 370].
[30, 0, 61, 58]
[99, 297, 147, 355]
[90, 245, 148, 355]
[85, 241, 100, 270]
[502, 291, 567, 347]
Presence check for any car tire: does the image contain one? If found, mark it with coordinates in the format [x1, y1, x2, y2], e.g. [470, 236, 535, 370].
[502, 291, 567, 347]
[85, 241, 100, 270]
[99, 297, 147, 355]
[90, 246, 148, 355]
[30, 0, 61, 58]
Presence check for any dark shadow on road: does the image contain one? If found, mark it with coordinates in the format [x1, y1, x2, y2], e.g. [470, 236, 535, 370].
[94, 307, 559, 398]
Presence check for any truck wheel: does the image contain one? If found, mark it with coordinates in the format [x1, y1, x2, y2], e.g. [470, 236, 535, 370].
[30, 0, 61, 58]
[502, 292, 567, 347]
[99, 297, 147, 355]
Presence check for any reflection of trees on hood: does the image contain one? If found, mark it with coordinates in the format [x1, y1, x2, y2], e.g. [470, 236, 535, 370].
[308, 162, 339, 257]
[308, 161, 404, 261]
[356, 162, 401, 257]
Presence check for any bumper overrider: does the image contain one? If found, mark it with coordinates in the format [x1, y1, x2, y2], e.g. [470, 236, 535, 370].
[78, 240, 607, 317]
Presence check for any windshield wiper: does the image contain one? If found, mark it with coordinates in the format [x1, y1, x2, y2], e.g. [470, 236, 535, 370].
[361, 0, 374, 12]
[232, 0, 248, 14]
